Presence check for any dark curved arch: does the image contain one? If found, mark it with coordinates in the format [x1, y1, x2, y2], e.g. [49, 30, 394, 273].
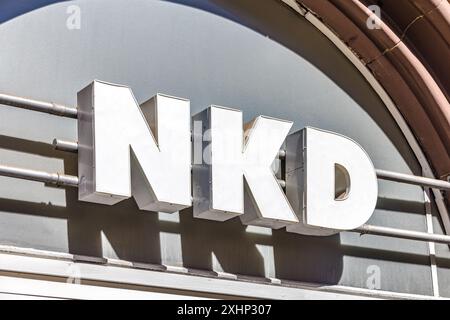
[0, 0, 235, 24]
[296, 0, 450, 184]
[0, 0, 67, 24]
[2, 0, 448, 185]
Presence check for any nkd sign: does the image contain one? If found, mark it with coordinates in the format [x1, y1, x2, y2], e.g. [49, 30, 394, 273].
[77, 81, 377, 236]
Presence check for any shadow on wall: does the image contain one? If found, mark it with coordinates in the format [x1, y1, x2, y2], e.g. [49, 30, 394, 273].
[0, 0, 434, 175]
[0, 134, 345, 284]
[0, 0, 438, 287]
[190, 0, 423, 174]
[0, 0, 70, 24]
[0, 134, 443, 285]
[0, 0, 421, 171]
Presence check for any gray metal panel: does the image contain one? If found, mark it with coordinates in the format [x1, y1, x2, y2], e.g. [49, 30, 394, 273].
[432, 201, 450, 297]
[0, 0, 437, 296]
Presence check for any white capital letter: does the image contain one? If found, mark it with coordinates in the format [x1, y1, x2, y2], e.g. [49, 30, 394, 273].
[77, 81, 192, 213]
[285, 127, 377, 235]
[192, 106, 298, 228]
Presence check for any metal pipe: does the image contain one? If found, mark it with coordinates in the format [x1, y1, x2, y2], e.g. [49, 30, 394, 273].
[0, 93, 78, 118]
[354, 224, 450, 245]
[53, 139, 79, 153]
[61, 143, 289, 160]
[0, 164, 79, 187]
[1, 163, 450, 245]
[279, 149, 449, 190]
[375, 169, 450, 190]
[50, 143, 450, 191]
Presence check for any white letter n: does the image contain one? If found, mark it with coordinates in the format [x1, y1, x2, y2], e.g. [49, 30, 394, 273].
[77, 80, 192, 213]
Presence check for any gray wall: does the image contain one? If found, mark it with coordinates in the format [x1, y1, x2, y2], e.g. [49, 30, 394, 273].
[0, 0, 445, 296]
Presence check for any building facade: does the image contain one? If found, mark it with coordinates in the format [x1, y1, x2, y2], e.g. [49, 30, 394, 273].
[0, 0, 449, 299]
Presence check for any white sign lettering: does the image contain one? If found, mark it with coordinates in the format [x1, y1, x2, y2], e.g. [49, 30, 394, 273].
[77, 80, 378, 235]
[285, 128, 378, 235]
[192, 106, 298, 229]
[77, 81, 192, 212]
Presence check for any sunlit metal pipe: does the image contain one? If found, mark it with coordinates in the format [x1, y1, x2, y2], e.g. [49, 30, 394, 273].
[0, 164, 79, 187]
[53, 139, 79, 153]
[280, 148, 449, 190]
[375, 169, 450, 190]
[0, 93, 78, 118]
[66, 144, 288, 159]
[354, 224, 450, 245]
[1, 163, 450, 244]
[52, 143, 450, 191]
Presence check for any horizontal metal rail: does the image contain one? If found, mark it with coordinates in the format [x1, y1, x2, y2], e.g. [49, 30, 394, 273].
[0, 92, 447, 187]
[0, 93, 78, 118]
[1, 93, 450, 247]
[375, 169, 450, 190]
[53, 141, 450, 191]
[53, 139, 79, 153]
[354, 224, 450, 245]
[0, 164, 79, 187]
[0, 163, 449, 244]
